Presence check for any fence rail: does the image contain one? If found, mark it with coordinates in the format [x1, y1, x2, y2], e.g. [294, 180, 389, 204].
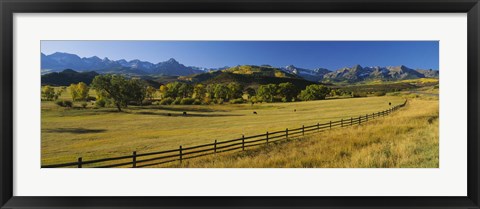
[43, 100, 408, 168]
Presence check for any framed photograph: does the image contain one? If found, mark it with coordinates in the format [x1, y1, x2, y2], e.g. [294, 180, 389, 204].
[1, 0, 479, 208]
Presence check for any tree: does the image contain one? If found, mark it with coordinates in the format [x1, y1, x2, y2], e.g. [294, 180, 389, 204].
[78, 82, 89, 101]
[91, 74, 146, 111]
[69, 82, 89, 101]
[193, 84, 206, 99]
[69, 83, 79, 101]
[126, 78, 147, 105]
[178, 83, 193, 98]
[41, 85, 56, 101]
[165, 82, 183, 98]
[54, 88, 64, 101]
[277, 82, 298, 102]
[298, 84, 330, 101]
[244, 87, 256, 99]
[257, 84, 277, 102]
[205, 84, 215, 99]
[226, 82, 243, 100]
[158, 85, 168, 99]
[145, 86, 157, 101]
[213, 84, 228, 100]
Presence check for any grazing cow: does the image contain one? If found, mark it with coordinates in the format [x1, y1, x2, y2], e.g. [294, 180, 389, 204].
[253, 111, 257, 115]
[389, 102, 391, 106]
[183, 111, 187, 116]
[167, 113, 172, 116]
[294, 109, 296, 112]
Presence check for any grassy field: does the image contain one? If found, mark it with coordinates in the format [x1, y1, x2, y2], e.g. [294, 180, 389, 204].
[170, 95, 438, 168]
[41, 95, 406, 166]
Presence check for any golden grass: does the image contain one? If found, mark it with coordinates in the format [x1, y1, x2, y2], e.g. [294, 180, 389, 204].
[168, 98, 438, 168]
[41, 96, 405, 165]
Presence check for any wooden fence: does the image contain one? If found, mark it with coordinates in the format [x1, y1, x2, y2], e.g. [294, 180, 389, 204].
[43, 100, 408, 168]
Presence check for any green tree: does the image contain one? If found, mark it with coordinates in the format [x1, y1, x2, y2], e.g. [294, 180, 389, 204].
[91, 74, 146, 111]
[41, 85, 56, 101]
[126, 78, 147, 105]
[226, 82, 243, 100]
[165, 82, 183, 98]
[178, 83, 193, 98]
[213, 84, 228, 100]
[298, 84, 330, 101]
[256, 84, 277, 102]
[277, 82, 298, 102]
[244, 87, 256, 100]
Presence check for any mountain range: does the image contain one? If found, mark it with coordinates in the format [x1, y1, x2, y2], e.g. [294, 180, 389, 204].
[322, 65, 439, 83]
[41, 52, 439, 84]
[41, 52, 204, 76]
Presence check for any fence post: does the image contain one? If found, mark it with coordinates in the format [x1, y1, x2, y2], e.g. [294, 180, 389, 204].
[317, 123, 320, 132]
[214, 140, 217, 154]
[266, 131, 269, 144]
[77, 157, 82, 168]
[286, 128, 289, 140]
[351, 117, 353, 126]
[242, 134, 245, 151]
[341, 119, 343, 127]
[179, 146, 183, 163]
[366, 114, 368, 122]
[302, 125, 305, 136]
[132, 151, 137, 168]
[330, 121, 332, 129]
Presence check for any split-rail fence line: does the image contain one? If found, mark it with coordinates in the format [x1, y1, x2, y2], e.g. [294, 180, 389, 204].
[43, 100, 408, 168]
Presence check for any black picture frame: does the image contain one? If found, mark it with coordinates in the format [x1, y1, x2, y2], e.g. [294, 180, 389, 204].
[1, 0, 479, 208]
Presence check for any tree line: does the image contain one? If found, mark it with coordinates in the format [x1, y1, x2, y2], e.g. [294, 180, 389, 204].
[41, 74, 334, 112]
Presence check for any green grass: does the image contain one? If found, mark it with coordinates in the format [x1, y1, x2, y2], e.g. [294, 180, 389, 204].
[41, 95, 406, 165]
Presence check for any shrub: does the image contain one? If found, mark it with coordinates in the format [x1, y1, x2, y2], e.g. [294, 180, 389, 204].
[180, 98, 195, 105]
[159, 97, 174, 105]
[55, 100, 65, 107]
[215, 98, 224, 104]
[229, 98, 244, 104]
[81, 102, 88, 108]
[374, 91, 386, 96]
[193, 99, 202, 105]
[55, 100, 73, 108]
[142, 100, 152, 106]
[352, 92, 367, 98]
[64, 100, 73, 107]
[95, 98, 107, 107]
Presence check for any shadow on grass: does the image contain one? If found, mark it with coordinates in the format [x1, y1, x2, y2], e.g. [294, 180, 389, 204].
[43, 128, 107, 134]
[134, 111, 244, 117]
[129, 105, 229, 113]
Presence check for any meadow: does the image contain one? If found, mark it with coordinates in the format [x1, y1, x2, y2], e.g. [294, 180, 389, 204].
[169, 94, 439, 168]
[42, 93, 407, 166]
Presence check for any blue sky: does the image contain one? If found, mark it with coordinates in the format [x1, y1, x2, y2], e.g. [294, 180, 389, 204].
[41, 41, 439, 70]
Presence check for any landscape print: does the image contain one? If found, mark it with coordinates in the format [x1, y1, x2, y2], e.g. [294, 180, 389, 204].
[41, 41, 439, 168]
